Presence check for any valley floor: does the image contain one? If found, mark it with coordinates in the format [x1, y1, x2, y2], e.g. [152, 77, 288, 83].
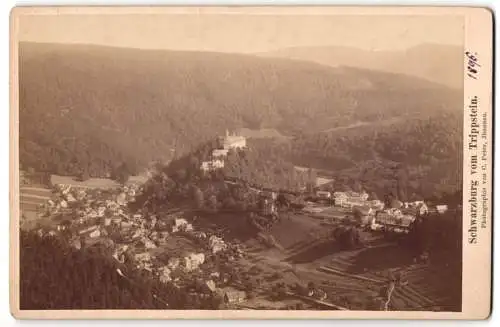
[191, 209, 462, 311]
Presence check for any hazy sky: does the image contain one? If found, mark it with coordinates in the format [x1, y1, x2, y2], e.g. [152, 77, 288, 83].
[18, 13, 464, 53]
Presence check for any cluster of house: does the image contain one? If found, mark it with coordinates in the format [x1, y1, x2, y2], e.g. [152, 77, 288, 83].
[356, 200, 449, 233]
[200, 130, 247, 172]
[369, 209, 416, 234]
[314, 190, 384, 210]
[34, 178, 250, 303]
[313, 188, 450, 233]
[39, 181, 142, 241]
[107, 215, 249, 305]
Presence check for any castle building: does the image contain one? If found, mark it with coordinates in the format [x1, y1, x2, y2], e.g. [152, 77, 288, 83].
[218, 130, 247, 150]
[201, 130, 247, 173]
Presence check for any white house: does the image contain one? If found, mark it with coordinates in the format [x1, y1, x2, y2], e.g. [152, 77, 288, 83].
[89, 229, 101, 238]
[316, 191, 332, 199]
[436, 205, 448, 214]
[158, 266, 172, 283]
[212, 149, 229, 158]
[333, 191, 369, 208]
[183, 253, 205, 272]
[333, 192, 349, 207]
[402, 202, 428, 216]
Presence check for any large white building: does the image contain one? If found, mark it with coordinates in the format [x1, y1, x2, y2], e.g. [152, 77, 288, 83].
[333, 191, 369, 208]
[200, 159, 225, 172]
[372, 208, 416, 233]
[212, 149, 229, 158]
[201, 130, 247, 173]
[218, 130, 247, 150]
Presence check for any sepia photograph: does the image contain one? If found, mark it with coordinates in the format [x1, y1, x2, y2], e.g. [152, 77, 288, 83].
[9, 6, 493, 320]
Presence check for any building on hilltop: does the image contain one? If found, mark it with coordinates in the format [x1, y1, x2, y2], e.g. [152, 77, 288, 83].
[212, 149, 229, 158]
[218, 129, 247, 150]
[201, 130, 247, 173]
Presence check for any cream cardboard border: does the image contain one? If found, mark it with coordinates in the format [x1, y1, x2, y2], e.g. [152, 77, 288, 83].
[9, 5, 493, 320]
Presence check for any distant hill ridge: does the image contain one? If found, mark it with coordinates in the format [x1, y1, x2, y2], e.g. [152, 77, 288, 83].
[256, 43, 463, 89]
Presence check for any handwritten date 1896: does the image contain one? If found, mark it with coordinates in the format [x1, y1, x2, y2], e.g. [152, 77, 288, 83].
[465, 51, 480, 80]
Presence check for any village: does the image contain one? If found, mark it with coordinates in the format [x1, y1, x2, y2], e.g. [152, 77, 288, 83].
[20, 171, 260, 307]
[18, 131, 461, 311]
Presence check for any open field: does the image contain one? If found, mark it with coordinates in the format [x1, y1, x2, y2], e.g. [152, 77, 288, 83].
[20, 186, 51, 208]
[50, 174, 149, 189]
[237, 127, 291, 141]
[20, 186, 52, 197]
[50, 175, 122, 189]
[19, 185, 52, 230]
[302, 204, 352, 220]
[293, 166, 334, 187]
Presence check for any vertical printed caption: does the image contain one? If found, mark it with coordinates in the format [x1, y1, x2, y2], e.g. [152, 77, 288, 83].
[465, 51, 488, 245]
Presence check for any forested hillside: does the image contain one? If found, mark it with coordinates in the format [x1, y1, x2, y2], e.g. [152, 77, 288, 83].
[250, 110, 463, 200]
[223, 143, 313, 191]
[19, 42, 461, 178]
[301, 111, 462, 199]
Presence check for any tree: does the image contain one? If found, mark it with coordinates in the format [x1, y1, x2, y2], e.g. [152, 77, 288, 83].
[353, 180, 363, 193]
[352, 208, 363, 226]
[235, 200, 248, 211]
[172, 169, 187, 183]
[396, 165, 409, 202]
[222, 196, 237, 210]
[77, 168, 90, 182]
[335, 227, 362, 250]
[384, 192, 396, 208]
[111, 162, 131, 185]
[207, 195, 218, 212]
[369, 192, 379, 201]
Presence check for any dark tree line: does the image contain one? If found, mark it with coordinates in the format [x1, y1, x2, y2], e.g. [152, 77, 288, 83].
[406, 190, 462, 260]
